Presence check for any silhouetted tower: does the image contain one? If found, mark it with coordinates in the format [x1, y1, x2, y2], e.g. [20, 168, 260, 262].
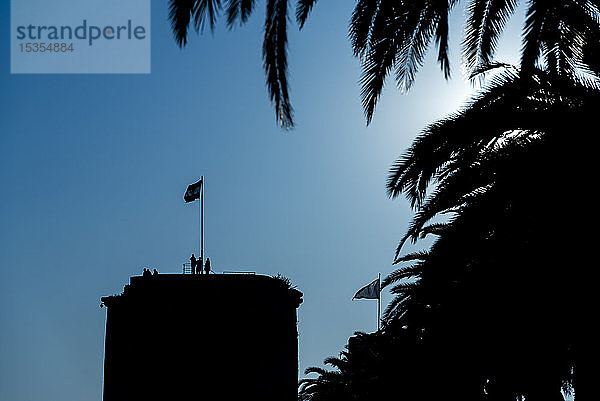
[101, 274, 303, 401]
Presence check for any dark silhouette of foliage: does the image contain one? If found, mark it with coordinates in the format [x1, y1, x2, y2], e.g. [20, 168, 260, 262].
[381, 68, 595, 400]
[168, 0, 320, 129]
[300, 68, 593, 400]
[350, 0, 600, 123]
[169, 1, 600, 127]
[272, 273, 298, 291]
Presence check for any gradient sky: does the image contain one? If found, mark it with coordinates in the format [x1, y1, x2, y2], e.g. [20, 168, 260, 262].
[0, 1, 523, 400]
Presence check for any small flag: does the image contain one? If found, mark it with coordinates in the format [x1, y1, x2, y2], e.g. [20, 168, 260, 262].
[184, 180, 203, 202]
[353, 278, 380, 300]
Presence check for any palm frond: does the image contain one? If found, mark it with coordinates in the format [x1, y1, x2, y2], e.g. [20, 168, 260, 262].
[394, 3, 438, 92]
[225, 0, 257, 27]
[358, 0, 406, 124]
[383, 264, 423, 286]
[296, 0, 319, 29]
[463, 0, 519, 73]
[324, 356, 347, 371]
[418, 222, 452, 239]
[349, 0, 380, 57]
[394, 251, 430, 263]
[521, 0, 546, 79]
[382, 292, 412, 321]
[569, 63, 600, 89]
[387, 69, 521, 205]
[435, 6, 452, 79]
[389, 281, 420, 294]
[263, 0, 294, 128]
[194, 0, 223, 33]
[468, 61, 517, 81]
[304, 366, 330, 376]
[169, 0, 197, 46]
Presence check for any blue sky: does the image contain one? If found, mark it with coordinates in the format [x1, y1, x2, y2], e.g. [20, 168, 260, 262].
[0, 1, 523, 400]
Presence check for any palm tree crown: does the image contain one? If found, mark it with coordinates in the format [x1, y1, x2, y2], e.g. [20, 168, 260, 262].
[381, 67, 593, 400]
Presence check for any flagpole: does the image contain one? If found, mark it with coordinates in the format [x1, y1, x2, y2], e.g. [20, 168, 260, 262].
[200, 175, 204, 273]
[377, 272, 381, 331]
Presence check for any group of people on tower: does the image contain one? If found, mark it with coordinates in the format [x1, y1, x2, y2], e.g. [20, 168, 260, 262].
[142, 268, 158, 277]
[190, 254, 210, 275]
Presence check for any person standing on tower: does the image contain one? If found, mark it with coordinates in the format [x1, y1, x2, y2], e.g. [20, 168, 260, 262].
[204, 258, 211, 275]
[190, 254, 197, 275]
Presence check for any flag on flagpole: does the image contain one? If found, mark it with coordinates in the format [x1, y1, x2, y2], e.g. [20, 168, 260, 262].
[184, 180, 203, 202]
[353, 278, 380, 300]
